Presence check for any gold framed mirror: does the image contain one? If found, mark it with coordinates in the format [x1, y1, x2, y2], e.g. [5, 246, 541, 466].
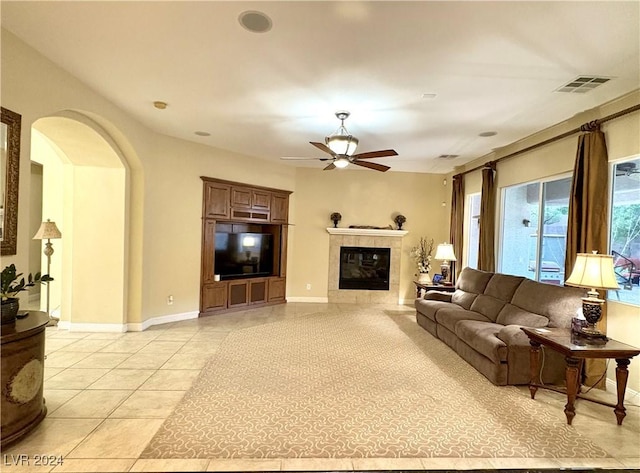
[1, 107, 21, 256]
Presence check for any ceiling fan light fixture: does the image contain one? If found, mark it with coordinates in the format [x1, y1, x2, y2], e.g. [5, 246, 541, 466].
[325, 111, 359, 155]
[333, 157, 350, 168]
[326, 132, 359, 156]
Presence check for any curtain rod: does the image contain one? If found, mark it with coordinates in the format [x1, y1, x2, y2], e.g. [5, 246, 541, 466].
[453, 102, 640, 179]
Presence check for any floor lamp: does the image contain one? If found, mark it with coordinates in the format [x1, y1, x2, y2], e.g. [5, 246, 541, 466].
[33, 219, 62, 326]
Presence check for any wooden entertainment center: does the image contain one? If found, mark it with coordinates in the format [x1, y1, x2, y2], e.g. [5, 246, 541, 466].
[200, 177, 292, 316]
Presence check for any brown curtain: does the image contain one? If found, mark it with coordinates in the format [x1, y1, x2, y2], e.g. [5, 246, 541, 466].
[565, 124, 609, 387]
[449, 174, 464, 282]
[565, 126, 609, 277]
[478, 162, 496, 272]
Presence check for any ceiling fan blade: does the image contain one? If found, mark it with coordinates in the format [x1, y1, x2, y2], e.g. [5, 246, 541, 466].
[280, 157, 331, 161]
[353, 160, 390, 172]
[323, 162, 336, 171]
[351, 149, 398, 160]
[310, 141, 336, 157]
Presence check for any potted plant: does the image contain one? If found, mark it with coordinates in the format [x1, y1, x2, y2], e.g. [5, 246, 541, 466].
[1, 264, 53, 325]
[394, 214, 406, 230]
[410, 237, 434, 284]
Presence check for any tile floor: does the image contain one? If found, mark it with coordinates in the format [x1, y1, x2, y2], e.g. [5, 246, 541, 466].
[3, 302, 639, 472]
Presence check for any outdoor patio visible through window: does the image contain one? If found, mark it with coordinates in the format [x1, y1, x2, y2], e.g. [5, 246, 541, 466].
[610, 157, 640, 306]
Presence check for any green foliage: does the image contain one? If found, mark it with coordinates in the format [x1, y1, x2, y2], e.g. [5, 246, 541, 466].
[611, 204, 640, 255]
[1, 264, 53, 301]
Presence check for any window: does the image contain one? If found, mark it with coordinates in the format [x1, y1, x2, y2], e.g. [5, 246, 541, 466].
[609, 157, 640, 306]
[499, 176, 571, 284]
[467, 193, 481, 269]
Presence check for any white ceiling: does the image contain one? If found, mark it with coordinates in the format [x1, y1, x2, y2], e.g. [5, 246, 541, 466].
[2, 1, 639, 174]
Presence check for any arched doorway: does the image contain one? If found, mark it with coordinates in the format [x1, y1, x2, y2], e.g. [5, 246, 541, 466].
[31, 112, 131, 330]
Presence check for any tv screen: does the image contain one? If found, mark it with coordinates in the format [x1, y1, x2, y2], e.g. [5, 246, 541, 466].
[214, 232, 274, 279]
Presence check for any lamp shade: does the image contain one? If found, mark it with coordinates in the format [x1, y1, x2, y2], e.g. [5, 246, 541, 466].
[33, 219, 62, 240]
[565, 252, 619, 290]
[434, 243, 457, 261]
[326, 133, 359, 156]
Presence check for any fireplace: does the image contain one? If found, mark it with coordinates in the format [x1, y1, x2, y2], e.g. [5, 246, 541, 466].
[339, 247, 390, 290]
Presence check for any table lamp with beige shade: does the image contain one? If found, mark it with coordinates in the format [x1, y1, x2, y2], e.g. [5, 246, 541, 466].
[33, 219, 61, 326]
[434, 243, 457, 285]
[564, 251, 619, 339]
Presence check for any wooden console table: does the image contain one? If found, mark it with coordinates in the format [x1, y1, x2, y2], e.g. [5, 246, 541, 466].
[522, 327, 640, 426]
[1, 311, 49, 447]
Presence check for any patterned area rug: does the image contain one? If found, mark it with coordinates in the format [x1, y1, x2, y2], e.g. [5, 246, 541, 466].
[141, 308, 608, 459]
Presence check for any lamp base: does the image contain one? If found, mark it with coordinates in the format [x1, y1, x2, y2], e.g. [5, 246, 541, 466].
[578, 326, 608, 340]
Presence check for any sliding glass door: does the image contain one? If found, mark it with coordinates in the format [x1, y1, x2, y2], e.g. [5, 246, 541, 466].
[499, 176, 571, 284]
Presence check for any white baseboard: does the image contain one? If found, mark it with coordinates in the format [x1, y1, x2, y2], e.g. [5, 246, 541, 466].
[127, 311, 199, 332]
[56, 311, 199, 332]
[287, 296, 329, 303]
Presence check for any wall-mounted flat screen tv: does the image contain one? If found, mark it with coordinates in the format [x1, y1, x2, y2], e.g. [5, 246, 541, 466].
[214, 232, 274, 279]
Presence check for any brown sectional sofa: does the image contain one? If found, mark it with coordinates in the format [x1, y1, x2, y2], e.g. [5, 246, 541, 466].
[415, 267, 585, 385]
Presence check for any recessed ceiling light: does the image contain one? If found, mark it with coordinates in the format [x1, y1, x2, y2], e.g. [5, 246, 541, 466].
[195, 131, 211, 137]
[479, 131, 497, 137]
[239, 11, 272, 33]
[153, 101, 168, 110]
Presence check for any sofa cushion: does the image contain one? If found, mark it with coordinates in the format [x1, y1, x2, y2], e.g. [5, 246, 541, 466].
[484, 273, 525, 301]
[457, 267, 494, 294]
[456, 320, 507, 363]
[469, 294, 506, 322]
[435, 307, 490, 334]
[451, 289, 477, 310]
[495, 303, 549, 327]
[415, 299, 453, 322]
[511, 279, 585, 328]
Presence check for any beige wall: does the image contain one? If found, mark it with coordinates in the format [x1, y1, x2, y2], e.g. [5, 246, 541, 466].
[290, 168, 449, 302]
[457, 90, 640, 392]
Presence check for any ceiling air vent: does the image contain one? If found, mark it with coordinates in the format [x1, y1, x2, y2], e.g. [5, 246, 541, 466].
[438, 154, 459, 159]
[556, 76, 612, 93]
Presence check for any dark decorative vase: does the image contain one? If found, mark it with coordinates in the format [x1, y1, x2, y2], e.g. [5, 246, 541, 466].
[397, 222, 403, 230]
[1, 298, 20, 325]
[333, 220, 339, 228]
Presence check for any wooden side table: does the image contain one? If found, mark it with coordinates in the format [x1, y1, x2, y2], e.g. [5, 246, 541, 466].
[413, 281, 455, 298]
[1, 311, 49, 447]
[521, 327, 640, 426]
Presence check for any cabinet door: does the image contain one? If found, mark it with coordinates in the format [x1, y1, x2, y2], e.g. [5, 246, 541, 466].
[231, 187, 252, 209]
[249, 278, 268, 304]
[252, 190, 271, 210]
[204, 182, 231, 219]
[228, 280, 249, 308]
[268, 277, 286, 302]
[202, 220, 216, 283]
[270, 193, 289, 223]
[202, 282, 227, 312]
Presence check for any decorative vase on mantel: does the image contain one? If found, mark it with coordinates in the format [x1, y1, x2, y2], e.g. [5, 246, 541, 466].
[418, 272, 432, 284]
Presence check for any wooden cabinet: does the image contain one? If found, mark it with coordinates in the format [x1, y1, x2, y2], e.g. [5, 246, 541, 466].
[1, 312, 48, 448]
[202, 282, 227, 312]
[203, 182, 230, 219]
[268, 277, 286, 302]
[200, 177, 291, 316]
[271, 193, 289, 224]
[228, 280, 249, 308]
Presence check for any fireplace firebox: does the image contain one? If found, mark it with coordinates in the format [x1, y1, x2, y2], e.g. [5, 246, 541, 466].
[339, 247, 390, 290]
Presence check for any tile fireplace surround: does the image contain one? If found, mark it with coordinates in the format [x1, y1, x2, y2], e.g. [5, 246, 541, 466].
[326, 228, 408, 304]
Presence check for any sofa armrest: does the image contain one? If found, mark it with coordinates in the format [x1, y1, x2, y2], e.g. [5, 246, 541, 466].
[423, 290, 453, 302]
[496, 324, 530, 346]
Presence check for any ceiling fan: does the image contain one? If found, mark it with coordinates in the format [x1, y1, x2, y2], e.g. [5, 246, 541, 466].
[615, 162, 640, 177]
[281, 111, 398, 172]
